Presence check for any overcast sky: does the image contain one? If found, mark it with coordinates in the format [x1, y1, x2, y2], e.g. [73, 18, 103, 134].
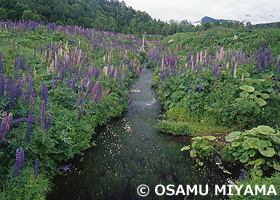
[124, 0, 280, 24]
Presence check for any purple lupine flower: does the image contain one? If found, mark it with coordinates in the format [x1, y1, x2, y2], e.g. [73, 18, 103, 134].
[216, 72, 220, 81]
[6, 113, 13, 132]
[78, 106, 82, 121]
[33, 159, 39, 179]
[38, 100, 46, 129]
[186, 82, 190, 94]
[14, 149, 20, 177]
[9, 79, 16, 109]
[114, 98, 120, 110]
[34, 46, 36, 58]
[0, 73, 5, 98]
[12, 117, 31, 125]
[19, 147, 24, 167]
[40, 82, 48, 104]
[0, 51, 3, 73]
[26, 74, 33, 100]
[59, 163, 72, 171]
[99, 89, 110, 101]
[0, 112, 8, 144]
[194, 81, 198, 92]
[27, 96, 34, 143]
[78, 94, 83, 106]
[198, 82, 202, 94]
[128, 97, 133, 106]
[79, 78, 85, 94]
[274, 78, 278, 90]
[239, 169, 244, 182]
[45, 112, 51, 133]
[32, 88, 37, 98]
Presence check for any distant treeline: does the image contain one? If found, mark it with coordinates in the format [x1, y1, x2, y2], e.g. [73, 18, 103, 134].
[0, 0, 279, 35]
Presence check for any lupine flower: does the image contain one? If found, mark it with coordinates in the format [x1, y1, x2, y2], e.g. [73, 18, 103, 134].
[38, 100, 46, 129]
[33, 159, 39, 179]
[40, 82, 48, 104]
[7, 113, 13, 132]
[79, 78, 85, 94]
[45, 112, 51, 133]
[78, 94, 83, 106]
[27, 96, 34, 143]
[34, 46, 36, 58]
[194, 81, 197, 92]
[59, 163, 72, 171]
[239, 169, 244, 182]
[0, 73, 5, 98]
[198, 82, 202, 94]
[0, 50, 3, 73]
[0, 112, 7, 144]
[187, 82, 190, 94]
[114, 98, 120, 109]
[128, 97, 133, 106]
[14, 149, 20, 177]
[19, 147, 24, 167]
[78, 106, 82, 121]
[99, 89, 110, 102]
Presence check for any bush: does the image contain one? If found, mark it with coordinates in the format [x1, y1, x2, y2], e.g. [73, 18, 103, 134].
[221, 126, 280, 177]
[155, 120, 192, 136]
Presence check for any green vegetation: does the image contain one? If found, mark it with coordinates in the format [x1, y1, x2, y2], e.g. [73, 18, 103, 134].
[0, 21, 141, 199]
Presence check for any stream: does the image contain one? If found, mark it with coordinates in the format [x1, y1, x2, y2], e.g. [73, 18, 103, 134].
[47, 65, 227, 200]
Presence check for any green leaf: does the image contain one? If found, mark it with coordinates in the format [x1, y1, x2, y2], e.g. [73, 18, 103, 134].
[240, 85, 255, 93]
[239, 152, 249, 163]
[198, 162, 204, 166]
[248, 149, 256, 157]
[225, 131, 241, 142]
[256, 125, 275, 135]
[261, 74, 274, 80]
[254, 158, 265, 166]
[240, 91, 249, 98]
[248, 94, 257, 99]
[190, 150, 197, 158]
[258, 147, 275, 157]
[232, 142, 241, 147]
[260, 93, 270, 99]
[233, 152, 241, 157]
[204, 136, 216, 141]
[181, 145, 190, 151]
[192, 136, 202, 141]
[270, 135, 280, 144]
[253, 91, 262, 96]
[248, 138, 260, 149]
[255, 97, 267, 106]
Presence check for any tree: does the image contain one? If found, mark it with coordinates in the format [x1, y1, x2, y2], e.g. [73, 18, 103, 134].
[213, 20, 220, 26]
[0, 8, 8, 21]
[22, 10, 33, 21]
[201, 21, 213, 30]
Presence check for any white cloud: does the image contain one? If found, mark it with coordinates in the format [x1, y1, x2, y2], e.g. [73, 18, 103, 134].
[123, 0, 280, 24]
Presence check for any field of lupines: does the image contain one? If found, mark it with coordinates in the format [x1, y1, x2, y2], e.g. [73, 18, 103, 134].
[0, 20, 143, 199]
[150, 26, 280, 198]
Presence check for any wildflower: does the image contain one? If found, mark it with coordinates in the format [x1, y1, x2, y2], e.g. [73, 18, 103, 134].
[114, 98, 120, 109]
[45, 112, 51, 133]
[78, 106, 82, 121]
[14, 149, 20, 177]
[239, 169, 244, 182]
[33, 159, 39, 179]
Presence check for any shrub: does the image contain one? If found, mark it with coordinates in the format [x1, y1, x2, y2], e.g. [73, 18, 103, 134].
[155, 120, 192, 136]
